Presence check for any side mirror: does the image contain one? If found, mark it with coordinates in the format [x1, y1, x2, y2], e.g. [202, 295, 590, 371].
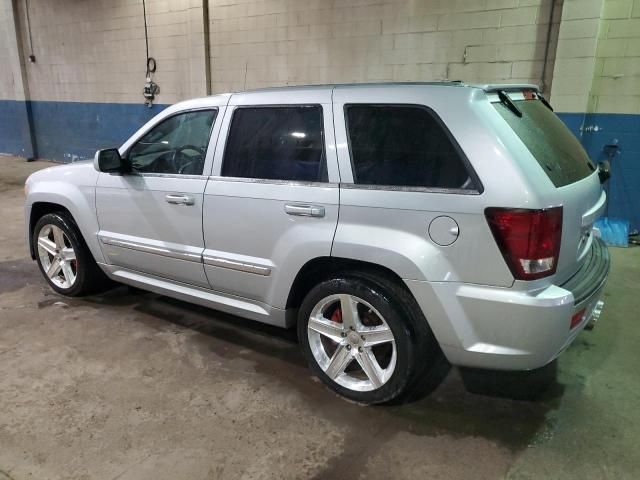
[94, 148, 129, 173]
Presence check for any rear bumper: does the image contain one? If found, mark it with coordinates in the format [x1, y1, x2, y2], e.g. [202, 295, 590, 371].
[406, 238, 610, 370]
[561, 236, 609, 308]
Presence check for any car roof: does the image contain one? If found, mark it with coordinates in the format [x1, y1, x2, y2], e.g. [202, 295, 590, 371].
[226, 81, 540, 94]
[174, 82, 540, 109]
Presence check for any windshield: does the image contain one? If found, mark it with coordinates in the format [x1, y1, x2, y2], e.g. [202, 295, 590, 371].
[493, 97, 595, 187]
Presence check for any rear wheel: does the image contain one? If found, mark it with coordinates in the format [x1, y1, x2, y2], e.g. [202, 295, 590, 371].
[297, 273, 442, 404]
[33, 212, 110, 296]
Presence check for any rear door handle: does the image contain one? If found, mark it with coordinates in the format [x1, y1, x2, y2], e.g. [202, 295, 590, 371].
[165, 194, 195, 205]
[284, 204, 325, 218]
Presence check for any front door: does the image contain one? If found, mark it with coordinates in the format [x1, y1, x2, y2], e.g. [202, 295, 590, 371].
[96, 107, 221, 288]
[202, 90, 340, 310]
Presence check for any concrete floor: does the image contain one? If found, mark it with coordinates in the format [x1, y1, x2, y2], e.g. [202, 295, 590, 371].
[0, 155, 638, 480]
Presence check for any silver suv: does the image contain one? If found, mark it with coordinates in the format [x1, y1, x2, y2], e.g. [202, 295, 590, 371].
[25, 83, 610, 404]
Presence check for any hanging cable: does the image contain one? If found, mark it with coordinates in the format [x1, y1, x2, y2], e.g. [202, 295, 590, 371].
[24, 0, 36, 62]
[141, 0, 159, 106]
[147, 57, 157, 76]
[143, 0, 151, 74]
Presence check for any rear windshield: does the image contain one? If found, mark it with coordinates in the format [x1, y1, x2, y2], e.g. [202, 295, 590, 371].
[493, 97, 595, 187]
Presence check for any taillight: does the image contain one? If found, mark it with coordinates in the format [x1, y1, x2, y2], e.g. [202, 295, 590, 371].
[485, 207, 563, 280]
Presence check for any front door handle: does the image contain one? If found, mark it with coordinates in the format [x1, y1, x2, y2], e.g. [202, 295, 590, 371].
[165, 194, 195, 205]
[284, 204, 325, 218]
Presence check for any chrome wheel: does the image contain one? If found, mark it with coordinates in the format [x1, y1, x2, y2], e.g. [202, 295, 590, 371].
[37, 224, 77, 289]
[307, 294, 397, 392]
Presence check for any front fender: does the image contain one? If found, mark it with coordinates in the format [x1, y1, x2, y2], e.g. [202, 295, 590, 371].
[26, 182, 104, 264]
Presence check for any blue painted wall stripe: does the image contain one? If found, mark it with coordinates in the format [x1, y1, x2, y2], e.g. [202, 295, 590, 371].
[1, 100, 638, 230]
[0, 100, 36, 158]
[556, 112, 640, 233]
[0, 99, 168, 161]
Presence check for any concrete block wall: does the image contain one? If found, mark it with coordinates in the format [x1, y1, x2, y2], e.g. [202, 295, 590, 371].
[0, 0, 34, 158]
[548, 0, 640, 229]
[0, 0, 638, 226]
[0, 1, 17, 101]
[593, 0, 640, 113]
[208, 0, 562, 94]
[0, 0, 207, 160]
[13, 0, 206, 103]
[586, 0, 640, 229]
[549, 0, 604, 113]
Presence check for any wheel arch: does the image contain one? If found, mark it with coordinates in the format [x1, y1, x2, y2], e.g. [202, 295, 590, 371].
[27, 188, 104, 264]
[285, 256, 415, 324]
[29, 202, 73, 259]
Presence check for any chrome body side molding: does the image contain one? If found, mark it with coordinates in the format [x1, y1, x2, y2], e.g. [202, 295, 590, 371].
[202, 254, 272, 276]
[98, 235, 202, 263]
[99, 234, 272, 277]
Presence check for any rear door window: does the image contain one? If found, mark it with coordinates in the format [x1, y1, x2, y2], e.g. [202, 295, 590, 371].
[345, 104, 475, 190]
[492, 94, 595, 187]
[221, 106, 327, 182]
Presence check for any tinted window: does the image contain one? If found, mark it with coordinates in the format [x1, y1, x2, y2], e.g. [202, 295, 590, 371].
[345, 105, 473, 189]
[222, 106, 327, 182]
[128, 109, 217, 175]
[493, 99, 595, 187]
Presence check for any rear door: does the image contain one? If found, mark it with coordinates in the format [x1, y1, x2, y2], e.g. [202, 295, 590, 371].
[202, 89, 340, 309]
[490, 89, 605, 283]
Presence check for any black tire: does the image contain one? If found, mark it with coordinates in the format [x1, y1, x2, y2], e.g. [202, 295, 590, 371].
[297, 271, 443, 405]
[33, 212, 111, 296]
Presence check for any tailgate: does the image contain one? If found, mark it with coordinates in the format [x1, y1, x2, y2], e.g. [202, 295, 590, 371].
[555, 172, 606, 284]
[488, 88, 606, 284]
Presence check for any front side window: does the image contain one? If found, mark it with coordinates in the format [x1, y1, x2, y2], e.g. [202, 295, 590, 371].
[221, 106, 327, 182]
[345, 105, 474, 190]
[128, 109, 217, 175]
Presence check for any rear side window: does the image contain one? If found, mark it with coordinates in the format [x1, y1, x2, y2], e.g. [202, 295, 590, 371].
[221, 106, 327, 182]
[493, 97, 595, 187]
[345, 105, 474, 190]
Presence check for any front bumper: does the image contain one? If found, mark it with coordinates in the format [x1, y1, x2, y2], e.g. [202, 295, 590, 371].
[25, 204, 34, 259]
[405, 238, 610, 371]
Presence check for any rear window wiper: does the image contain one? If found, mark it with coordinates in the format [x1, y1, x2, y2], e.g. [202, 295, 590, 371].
[537, 93, 554, 112]
[497, 90, 523, 118]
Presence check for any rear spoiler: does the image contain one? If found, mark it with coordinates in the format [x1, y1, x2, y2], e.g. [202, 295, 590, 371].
[478, 84, 540, 93]
[482, 84, 554, 112]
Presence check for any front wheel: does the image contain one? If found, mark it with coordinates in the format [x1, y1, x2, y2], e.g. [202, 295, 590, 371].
[297, 273, 441, 404]
[33, 212, 110, 296]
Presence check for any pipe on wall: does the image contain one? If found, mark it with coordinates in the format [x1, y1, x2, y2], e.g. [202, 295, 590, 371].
[203, 0, 211, 96]
[540, 0, 560, 96]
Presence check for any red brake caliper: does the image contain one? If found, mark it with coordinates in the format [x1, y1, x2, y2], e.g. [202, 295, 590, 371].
[330, 306, 342, 324]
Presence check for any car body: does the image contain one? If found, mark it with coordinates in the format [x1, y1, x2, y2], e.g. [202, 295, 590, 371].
[25, 82, 610, 403]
